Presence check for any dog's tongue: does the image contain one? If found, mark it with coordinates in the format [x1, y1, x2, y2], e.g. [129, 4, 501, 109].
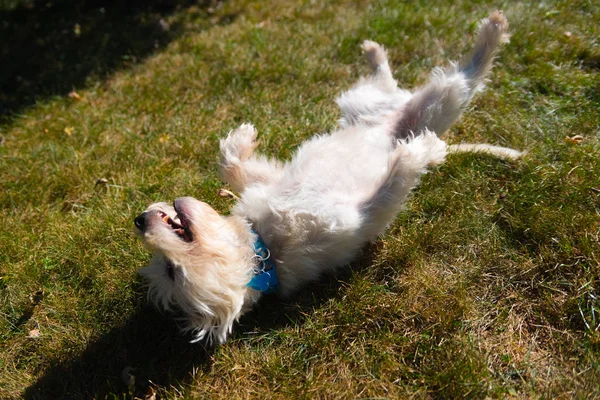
[171, 210, 191, 242]
[173, 225, 191, 242]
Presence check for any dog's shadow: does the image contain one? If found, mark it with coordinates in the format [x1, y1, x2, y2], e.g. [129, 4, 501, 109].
[23, 246, 378, 399]
[23, 300, 213, 399]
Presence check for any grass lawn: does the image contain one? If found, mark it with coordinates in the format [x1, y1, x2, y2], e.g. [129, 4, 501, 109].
[1, 0, 599, 398]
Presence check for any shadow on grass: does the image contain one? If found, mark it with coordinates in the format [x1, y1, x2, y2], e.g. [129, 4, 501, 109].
[235, 243, 380, 338]
[23, 245, 378, 398]
[23, 302, 214, 399]
[0, 0, 219, 122]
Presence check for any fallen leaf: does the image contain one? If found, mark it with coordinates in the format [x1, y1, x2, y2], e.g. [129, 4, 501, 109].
[68, 90, 82, 100]
[218, 188, 239, 200]
[257, 19, 270, 28]
[565, 134, 583, 144]
[159, 18, 170, 32]
[27, 329, 40, 338]
[95, 178, 109, 186]
[144, 385, 157, 400]
[64, 126, 74, 136]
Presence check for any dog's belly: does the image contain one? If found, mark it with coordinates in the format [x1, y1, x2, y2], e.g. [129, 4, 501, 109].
[239, 125, 397, 234]
[337, 85, 412, 127]
[286, 125, 395, 207]
[235, 126, 399, 290]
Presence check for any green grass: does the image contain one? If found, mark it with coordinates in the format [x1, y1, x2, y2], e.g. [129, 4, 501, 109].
[1, 0, 599, 398]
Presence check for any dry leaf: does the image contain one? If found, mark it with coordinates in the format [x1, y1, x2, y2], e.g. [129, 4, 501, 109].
[64, 126, 74, 136]
[257, 19, 270, 28]
[144, 385, 157, 400]
[27, 329, 40, 338]
[158, 18, 170, 32]
[68, 90, 82, 100]
[565, 134, 583, 144]
[218, 188, 239, 200]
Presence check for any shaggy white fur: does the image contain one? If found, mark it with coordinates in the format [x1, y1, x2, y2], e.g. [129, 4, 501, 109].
[135, 11, 520, 344]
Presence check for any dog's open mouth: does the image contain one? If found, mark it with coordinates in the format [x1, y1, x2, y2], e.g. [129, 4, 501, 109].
[158, 210, 193, 242]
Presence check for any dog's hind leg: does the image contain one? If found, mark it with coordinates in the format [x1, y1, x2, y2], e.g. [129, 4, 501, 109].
[219, 124, 284, 192]
[393, 11, 509, 139]
[359, 130, 447, 239]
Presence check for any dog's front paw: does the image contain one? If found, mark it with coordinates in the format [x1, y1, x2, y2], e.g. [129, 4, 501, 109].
[361, 40, 388, 69]
[220, 123, 259, 161]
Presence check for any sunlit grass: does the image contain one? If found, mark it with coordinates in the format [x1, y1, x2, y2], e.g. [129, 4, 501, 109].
[1, 0, 599, 398]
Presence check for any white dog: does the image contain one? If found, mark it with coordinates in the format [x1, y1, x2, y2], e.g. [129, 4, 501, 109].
[135, 11, 519, 344]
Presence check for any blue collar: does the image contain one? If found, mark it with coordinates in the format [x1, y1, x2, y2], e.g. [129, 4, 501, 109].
[247, 229, 279, 294]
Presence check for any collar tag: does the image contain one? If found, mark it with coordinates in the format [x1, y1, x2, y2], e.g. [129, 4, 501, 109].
[247, 229, 279, 294]
[247, 268, 278, 293]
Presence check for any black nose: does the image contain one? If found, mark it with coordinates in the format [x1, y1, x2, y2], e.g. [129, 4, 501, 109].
[134, 212, 147, 231]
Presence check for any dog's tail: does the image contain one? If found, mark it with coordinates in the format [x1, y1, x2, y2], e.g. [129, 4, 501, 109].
[448, 143, 523, 160]
[393, 11, 510, 139]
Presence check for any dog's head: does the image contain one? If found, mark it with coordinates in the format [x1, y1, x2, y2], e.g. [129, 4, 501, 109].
[134, 197, 255, 344]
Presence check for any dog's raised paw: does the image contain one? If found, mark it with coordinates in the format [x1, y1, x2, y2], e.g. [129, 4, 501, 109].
[220, 123, 259, 161]
[488, 10, 508, 30]
[480, 10, 510, 44]
[361, 40, 388, 69]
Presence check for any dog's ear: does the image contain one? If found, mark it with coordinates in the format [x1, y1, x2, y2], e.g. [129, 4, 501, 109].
[186, 314, 238, 345]
[180, 285, 245, 344]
